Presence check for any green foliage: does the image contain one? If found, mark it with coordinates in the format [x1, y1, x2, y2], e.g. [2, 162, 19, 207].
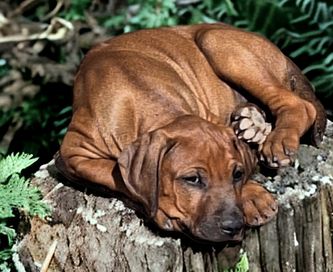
[102, 0, 333, 97]
[102, 0, 178, 32]
[235, 252, 249, 272]
[63, 0, 92, 21]
[0, 153, 38, 182]
[125, 0, 178, 31]
[0, 85, 72, 159]
[0, 153, 50, 270]
[224, 251, 249, 272]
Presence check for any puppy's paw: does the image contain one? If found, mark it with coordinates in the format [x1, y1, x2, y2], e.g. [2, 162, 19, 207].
[260, 128, 299, 168]
[231, 104, 272, 145]
[241, 180, 278, 226]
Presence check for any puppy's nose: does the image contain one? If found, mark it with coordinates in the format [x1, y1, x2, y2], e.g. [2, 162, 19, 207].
[220, 219, 243, 236]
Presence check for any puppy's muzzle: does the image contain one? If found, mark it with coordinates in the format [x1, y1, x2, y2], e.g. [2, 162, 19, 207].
[219, 217, 244, 237]
[195, 209, 244, 242]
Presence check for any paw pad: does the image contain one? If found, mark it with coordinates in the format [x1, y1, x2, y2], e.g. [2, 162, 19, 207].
[231, 105, 272, 145]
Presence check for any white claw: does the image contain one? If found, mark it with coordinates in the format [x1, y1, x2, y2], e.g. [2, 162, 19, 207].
[270, 162, 279, 168]
[280, 158, 291, 166]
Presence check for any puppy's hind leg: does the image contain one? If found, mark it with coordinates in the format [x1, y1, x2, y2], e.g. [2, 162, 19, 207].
[55, 118, 127, 194]
[196, 27, 317, 168]
[286, 60, 326, 146]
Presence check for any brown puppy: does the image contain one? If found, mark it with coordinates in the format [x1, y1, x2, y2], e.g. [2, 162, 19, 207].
[56, 23, 326, 242]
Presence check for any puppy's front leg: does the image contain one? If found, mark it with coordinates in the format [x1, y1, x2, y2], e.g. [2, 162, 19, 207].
[240, 180, 278, 226]
[196, 27, 317, 167]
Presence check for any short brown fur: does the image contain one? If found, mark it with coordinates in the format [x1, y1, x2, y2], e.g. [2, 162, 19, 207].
[56, 23, 325, 242]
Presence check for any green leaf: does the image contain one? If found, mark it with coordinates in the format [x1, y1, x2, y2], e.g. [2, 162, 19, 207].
[0, 153, 50, 269]
[0, 174, 50, 219]
[223, 250, 249, 272]
[235, 252, 249, 272]
[0, 153, 38, 182]
[0, 222, 16, 246]
[225, 0, 239, 17]
[0, 262, 11, 272]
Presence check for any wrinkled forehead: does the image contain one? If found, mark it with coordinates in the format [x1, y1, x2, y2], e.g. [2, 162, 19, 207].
[165, 129, 240, 169]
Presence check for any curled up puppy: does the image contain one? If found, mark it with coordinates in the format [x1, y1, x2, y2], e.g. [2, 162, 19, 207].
[55, 23, 326, 242]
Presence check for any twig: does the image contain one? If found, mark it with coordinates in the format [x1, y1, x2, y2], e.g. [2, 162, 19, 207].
[0, 17, 73, 44]
[40, 240, 58, 272]
[0, 12, 9, 28]
[0, 119, 23, 154]
[42, 0, 64, 21]
[10, 0, 41, 18]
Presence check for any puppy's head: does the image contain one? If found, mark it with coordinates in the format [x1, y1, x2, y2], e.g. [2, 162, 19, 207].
[118, 115, 257, 242]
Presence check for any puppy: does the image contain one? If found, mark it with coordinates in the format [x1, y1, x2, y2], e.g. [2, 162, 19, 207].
[56, 23, 326, 242]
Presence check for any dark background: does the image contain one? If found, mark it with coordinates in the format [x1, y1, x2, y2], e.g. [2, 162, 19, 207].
[0, 0, 332, 170]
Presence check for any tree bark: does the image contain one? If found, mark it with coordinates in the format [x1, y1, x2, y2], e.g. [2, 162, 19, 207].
[17, 121, 333, 272]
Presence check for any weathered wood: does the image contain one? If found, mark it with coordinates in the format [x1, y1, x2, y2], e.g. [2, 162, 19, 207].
[16, 121, 333, 272]
[242, 119, 333, 272]
[243, 184, 333, 272]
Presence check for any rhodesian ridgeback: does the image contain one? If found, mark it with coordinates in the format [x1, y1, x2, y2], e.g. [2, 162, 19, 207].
[56, 23, 326, 242]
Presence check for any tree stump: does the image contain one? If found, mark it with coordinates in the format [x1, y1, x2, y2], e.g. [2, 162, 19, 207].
[16, 121, 333, 272]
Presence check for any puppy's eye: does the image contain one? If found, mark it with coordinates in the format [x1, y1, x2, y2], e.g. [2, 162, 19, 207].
[232, 166, 244, 182]
[182, 175, 202, 186]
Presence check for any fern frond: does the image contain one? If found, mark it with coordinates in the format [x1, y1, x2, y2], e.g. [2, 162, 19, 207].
[0, 262, 11, 272]
[0, 153, 38, 182]
[0, 174, 50, 219]
[0, 222, 15, 269]
[0, 222, 16, 246]
[0, 153, 50, 269]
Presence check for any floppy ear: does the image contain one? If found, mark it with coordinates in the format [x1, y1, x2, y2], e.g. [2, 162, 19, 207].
[233, 138, 257, 177]
[117, 130, 173, 218]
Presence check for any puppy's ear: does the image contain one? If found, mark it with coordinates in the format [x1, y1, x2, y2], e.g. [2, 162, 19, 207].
[118, 130, 173, 218]
[234, 138, 257, 177]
